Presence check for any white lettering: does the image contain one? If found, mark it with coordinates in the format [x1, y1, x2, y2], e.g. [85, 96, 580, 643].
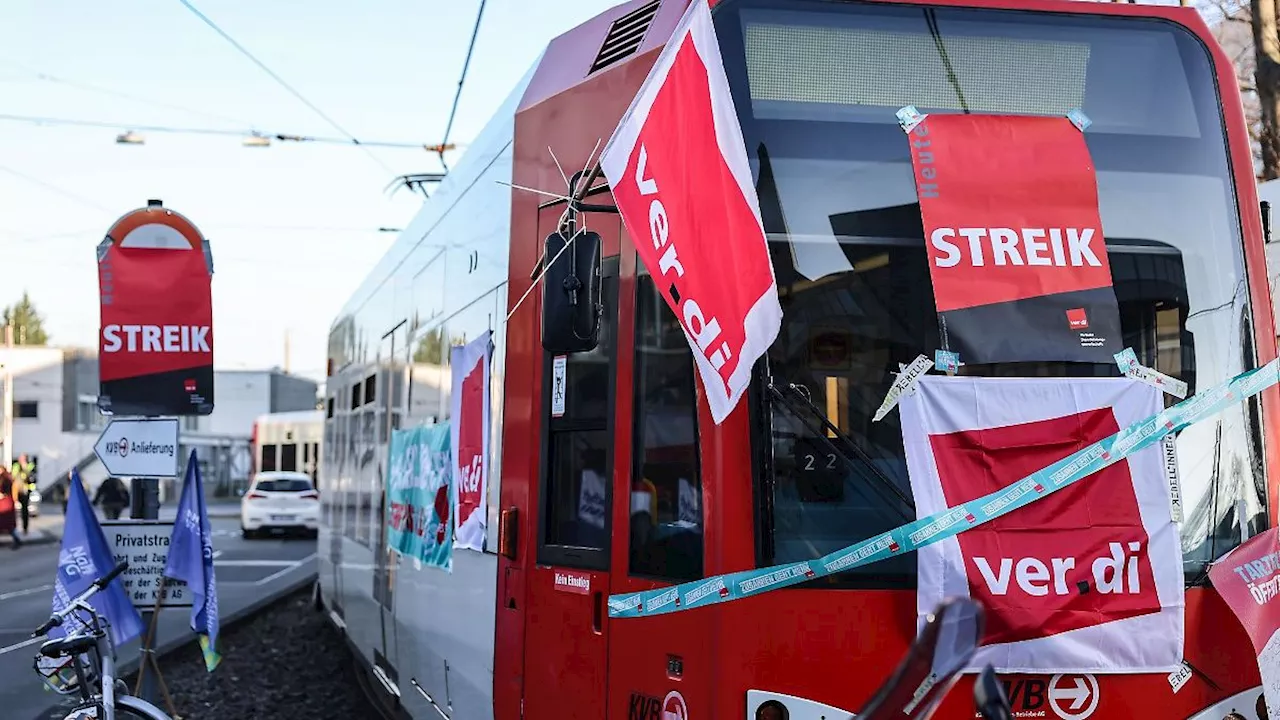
[927, 227, 1104, 268]
[163, 325, 180, 352]
[974, 557, 1011, 595]
[1052, 557, 1076, 595]
[1092, 541, 1144, 594]
[103, 325, 122, 353]
[658, 244, 685, 278]
[649, 200, 669, 250]
[990, 228, 1024, 266]
[1016, 557, 1050, 597]
[1067, 228, 1102, 267]
[931, 228, 961, 267]
[99, 325, 212, 353]
[635, 145, 658, 196]
[1022, 228, 1050, 266]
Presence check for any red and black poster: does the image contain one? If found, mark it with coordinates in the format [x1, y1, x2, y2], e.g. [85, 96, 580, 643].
[98, 201, 215, 416]
[904, 113, 1122, 364]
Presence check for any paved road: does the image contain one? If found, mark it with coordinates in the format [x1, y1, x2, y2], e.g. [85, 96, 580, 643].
[0, 505, 318, 720]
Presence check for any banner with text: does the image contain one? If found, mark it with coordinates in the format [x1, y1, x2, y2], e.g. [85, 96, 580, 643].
[901, 376, 1182, 672]
[388, 423, 454, 572]
[600, 0, 782, 425]
[608, 358, 1280, 619]
[904, 113, 1122, 364]
[450, 332, 492, 552]
[1209, 527, 1280, 717]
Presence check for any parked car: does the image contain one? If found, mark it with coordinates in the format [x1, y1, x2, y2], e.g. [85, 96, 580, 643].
[239, 471, 319, 539]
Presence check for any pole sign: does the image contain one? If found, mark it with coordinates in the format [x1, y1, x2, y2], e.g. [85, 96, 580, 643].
[103, 521, 192, 609]
[98, 199, 215, 417]
[94, 417, 180, 478]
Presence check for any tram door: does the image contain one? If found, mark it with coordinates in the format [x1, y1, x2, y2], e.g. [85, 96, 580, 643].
[373, 327, 404, 692]
[522, 207, 622, 719]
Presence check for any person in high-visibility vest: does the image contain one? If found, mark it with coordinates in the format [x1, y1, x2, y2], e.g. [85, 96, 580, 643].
[11, 454, 33, 534]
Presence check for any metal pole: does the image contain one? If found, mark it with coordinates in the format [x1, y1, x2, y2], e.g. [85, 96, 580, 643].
[2, 324, 13, 470]
[131, 475, 162, 705]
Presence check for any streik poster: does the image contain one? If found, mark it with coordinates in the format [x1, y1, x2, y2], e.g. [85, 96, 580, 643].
[903, 112, 1123, 364]
[387, 423, 454, 572]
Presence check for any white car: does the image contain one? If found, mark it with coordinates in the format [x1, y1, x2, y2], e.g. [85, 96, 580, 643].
[239, 472, 320, 539]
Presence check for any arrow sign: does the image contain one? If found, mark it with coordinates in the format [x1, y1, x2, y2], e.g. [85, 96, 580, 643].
[94, 417, 180, 478]
[1048, 674, 1099, 719]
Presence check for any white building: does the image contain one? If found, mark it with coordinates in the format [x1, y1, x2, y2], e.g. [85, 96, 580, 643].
[0, 346, 318, 498]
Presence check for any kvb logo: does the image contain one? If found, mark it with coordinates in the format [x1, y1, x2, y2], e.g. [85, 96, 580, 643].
[1048, 674, 1099, 719]
[929, 407, 1161, 644]
[627, 690, 688, 720]
[662, 691, 688, 720]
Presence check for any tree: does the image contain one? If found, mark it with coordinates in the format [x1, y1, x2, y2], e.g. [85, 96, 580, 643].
[0, 292, 49, 346]
[1253, 0, 1280, 179]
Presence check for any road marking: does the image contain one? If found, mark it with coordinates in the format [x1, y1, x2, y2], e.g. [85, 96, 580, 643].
[215, 559, 301, 567]
[0, 584, 53, 602]
[212, 550, 223, 559]
[0, 636, 43, 656]
[254, 553, 317, 586]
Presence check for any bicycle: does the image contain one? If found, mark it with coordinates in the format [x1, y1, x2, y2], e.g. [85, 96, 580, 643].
[30, 560, 173, 720]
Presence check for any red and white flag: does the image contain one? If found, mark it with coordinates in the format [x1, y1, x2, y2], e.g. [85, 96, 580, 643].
[601, 0, 781, 425]
[450, 331, 491, 552]
[900, 376, 1183, 672]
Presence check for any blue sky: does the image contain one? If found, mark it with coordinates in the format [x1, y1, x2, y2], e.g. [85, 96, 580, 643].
[0, 0, 619, 385]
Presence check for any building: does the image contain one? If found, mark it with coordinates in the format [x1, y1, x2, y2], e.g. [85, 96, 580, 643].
[0, 345, 319, 500]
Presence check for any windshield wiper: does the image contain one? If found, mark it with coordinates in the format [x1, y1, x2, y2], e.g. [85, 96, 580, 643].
[766, 376, 916, 518]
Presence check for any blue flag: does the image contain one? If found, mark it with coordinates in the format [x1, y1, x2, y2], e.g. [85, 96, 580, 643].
[50, 470, 144, 648]
[164, 450, 220, 672]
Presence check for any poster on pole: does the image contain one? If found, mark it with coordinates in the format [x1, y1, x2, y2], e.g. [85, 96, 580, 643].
[387, 423, 454, 572]
[98, 200, 215, 416]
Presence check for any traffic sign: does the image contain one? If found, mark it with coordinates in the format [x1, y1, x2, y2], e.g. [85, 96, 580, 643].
[103, 521, 192, 608]
[1048, 673, 1099, 719]
[93, 417, 179, 478]
[97, 198, 215, 417]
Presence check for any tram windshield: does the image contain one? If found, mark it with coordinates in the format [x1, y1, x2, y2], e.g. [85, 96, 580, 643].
[713, 0, 1264, 585]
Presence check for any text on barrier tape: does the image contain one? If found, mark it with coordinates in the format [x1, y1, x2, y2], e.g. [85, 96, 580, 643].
[608, 359, 1280, 618]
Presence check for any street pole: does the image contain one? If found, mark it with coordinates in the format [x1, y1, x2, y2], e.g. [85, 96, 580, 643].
[131, 475, 161, 705]
[1, 324, 13, 470]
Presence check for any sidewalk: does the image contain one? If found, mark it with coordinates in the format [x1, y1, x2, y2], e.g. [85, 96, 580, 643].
[11, 500, 243, 546]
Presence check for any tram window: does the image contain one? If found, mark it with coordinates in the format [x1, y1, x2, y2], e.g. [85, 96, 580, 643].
[630, 272, 704, 581]
[539, 257, 619, 569]
[351, 382, 362, 410]
[258, 443, 276, 471]
[365, 374, 377, 405]
[281, 444, 298, 472]
[326, 397, 335, 419]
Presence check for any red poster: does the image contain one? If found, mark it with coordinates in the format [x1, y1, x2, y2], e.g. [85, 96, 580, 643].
[1208, 527, 1280, 713]
[904, 113, 1122, 364]
[98, 202, 215, 416]
[601, 0, 781, 425]
[450, 332, 491, 552]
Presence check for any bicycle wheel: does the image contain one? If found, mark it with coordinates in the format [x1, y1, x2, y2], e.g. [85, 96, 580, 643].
[61, 696, 173, 720]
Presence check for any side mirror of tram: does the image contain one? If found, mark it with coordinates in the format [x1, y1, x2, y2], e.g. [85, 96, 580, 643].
[541, 229, 602, 354]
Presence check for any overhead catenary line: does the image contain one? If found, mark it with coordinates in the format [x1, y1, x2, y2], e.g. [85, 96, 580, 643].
[0, 164, 113, 214]
[438, 0, 488, 172]
[175, 0, 397, 176]
[0, 113, 454, 151]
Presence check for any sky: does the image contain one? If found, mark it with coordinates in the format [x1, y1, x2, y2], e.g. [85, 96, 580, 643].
[0, 0, 621, 386]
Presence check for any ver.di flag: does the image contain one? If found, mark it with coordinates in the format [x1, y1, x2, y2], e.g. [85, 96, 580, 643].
[49, 470, 144, 648]
[899, 376, 1183, 672]
[600, 0, 782, 425]
[903, 112, 1122, 364]
[164, 450, 221, 672]
[450, 331, 491, 552]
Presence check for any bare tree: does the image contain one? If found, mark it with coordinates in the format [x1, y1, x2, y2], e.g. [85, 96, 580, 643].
[1209, 0, 1265, 176]
[1253, 0, 1280, 178]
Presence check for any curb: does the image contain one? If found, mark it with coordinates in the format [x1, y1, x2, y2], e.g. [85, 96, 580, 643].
[36, 568, 319, 719]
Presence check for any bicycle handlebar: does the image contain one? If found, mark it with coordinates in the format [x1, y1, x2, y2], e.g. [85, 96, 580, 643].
[30, 560, 129, 638]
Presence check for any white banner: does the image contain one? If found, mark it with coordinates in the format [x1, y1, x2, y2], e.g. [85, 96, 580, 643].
[899, 376, 1183, 673]
[450, 331, 492, 552]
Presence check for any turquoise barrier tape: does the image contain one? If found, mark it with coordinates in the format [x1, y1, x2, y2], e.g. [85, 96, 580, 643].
[608, 359, 1280, 618]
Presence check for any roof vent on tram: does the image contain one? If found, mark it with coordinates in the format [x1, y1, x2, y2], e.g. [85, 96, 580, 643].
[589, 0, 661, 75]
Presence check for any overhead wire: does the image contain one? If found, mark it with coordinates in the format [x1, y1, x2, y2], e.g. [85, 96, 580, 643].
[0, 58, 251, 127]
[439, 0, 488, 173]
[0, 113, 452, 150]
[0, 165, 113, 214]
[174, 0, 397, 176]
